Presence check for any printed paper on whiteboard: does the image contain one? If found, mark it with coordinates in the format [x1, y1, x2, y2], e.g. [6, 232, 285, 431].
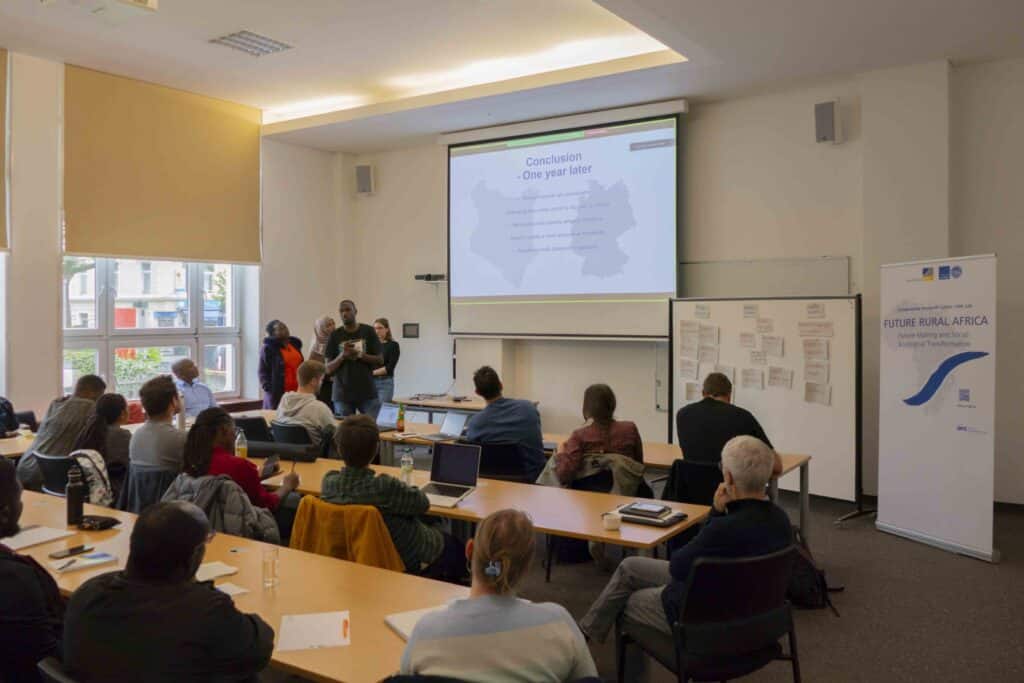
[680, 320, 699, 336]
[750, 350, 767, 365]
[743, 304, 759, 319]
[802, 338, 830, 361]
[695, 304, 711, 319]
[714, 365, 736, 384]
[805, 360, 830, 384]
[804, 382, 832, 406]
[698, 324, 720, 346]
[684, 383, 702, 401]
[739, 332, 756, 348]
[741, 368, 765, 390]
[762, 335, 784, 358]
[679, 357, 699, 381]
[798, 321, 834, 337]
[756, 318, 774, 334]
[681, 334, 699, 354]
[806, 302, 826, 319]
[698, 346, 719, 364]
[768, 366, 794, 389]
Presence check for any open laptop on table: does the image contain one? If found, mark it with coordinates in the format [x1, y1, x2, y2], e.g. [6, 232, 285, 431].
[419, 411, 470, 443]
[421, 442, 481, 508]
[376, 402, 400, 431]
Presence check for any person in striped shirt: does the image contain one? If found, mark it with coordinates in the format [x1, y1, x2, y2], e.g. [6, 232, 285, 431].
[320, 415, 464, 582]
[400, 509, 597, 682]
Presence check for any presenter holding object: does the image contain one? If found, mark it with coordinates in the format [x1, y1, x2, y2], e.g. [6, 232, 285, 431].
[372, 317, 401, 406]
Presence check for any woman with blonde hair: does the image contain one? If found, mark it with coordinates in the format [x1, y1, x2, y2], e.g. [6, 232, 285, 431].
[400, 509, 596, 682]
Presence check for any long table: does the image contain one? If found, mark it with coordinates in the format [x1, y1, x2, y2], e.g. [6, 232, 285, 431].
[1, 432, 36, 459]
[17, 491, 467, 683]
[262, 460, 709, 550]
[391, 395, 487, 421]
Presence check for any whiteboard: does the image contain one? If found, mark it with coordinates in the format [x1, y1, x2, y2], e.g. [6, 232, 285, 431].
[670, 297, 859, 501]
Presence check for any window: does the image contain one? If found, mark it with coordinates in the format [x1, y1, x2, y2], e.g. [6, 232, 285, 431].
[63, 257, 242, 398]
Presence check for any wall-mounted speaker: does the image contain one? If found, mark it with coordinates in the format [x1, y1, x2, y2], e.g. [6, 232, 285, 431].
[815, 100, 843, 144]
[355, 164, 375, 194]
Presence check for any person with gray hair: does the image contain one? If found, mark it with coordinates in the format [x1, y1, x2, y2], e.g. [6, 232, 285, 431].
[579, 435, 791, 657]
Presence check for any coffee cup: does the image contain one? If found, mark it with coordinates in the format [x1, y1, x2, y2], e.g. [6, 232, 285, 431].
[602, 512, 622, 531]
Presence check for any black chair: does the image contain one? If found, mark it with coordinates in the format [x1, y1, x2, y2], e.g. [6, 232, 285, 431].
[662, 460, 723, 505]
[385, 677, 601, 683]
[248, 440, 319, 463]
[476, 442, 533, 483]
[35, 452, 74, 497]
[271, 421, 313, 445]
[117, 464, 178, 513]
[235, 416, 274, 443]
[38, 657, 79, 683]
[617, 546, 800, 683]
[15, 410, 39, 432]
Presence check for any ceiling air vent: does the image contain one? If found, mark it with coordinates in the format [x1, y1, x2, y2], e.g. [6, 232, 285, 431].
[209, 30, 292, 57]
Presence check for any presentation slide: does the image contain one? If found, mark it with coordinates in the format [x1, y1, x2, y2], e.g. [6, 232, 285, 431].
[448, 116, 677, 337]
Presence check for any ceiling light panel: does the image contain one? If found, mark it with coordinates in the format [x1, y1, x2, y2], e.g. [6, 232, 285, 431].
[210, 30, 292, 57]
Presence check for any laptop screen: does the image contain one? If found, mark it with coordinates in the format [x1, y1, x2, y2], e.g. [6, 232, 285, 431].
[439, 411, 469, 436]
[431, 442, 481, 487]
[377, 403, 399, 426]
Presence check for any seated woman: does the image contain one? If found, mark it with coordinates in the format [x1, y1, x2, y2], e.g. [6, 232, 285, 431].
[400, 509, 597, 682]
[71, 393, 132, 497]
[553, 383, 643, 485]
[184, 408, 301, 540]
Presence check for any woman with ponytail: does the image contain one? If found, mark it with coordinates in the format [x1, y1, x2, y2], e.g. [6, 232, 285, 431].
[188, 408, 300, 538]
[400, 509, 596, 682]
[553, 383, 643, 485]
[72, 393, 131, 477]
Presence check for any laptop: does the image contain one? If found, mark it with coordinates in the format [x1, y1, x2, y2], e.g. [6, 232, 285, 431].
[419, 411, 470, 443]
[376, 402, 400, 431]
[421, 442, 481, 508]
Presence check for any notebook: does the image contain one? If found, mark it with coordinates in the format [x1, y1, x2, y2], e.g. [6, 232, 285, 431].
[384, 605, 448, 641]
[6, 525, 74, 551]
[196, 561, 238, 582]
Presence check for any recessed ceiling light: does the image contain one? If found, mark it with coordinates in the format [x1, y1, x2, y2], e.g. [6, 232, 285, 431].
[210, 30, 292, 57]
[263, 95, 369, 124]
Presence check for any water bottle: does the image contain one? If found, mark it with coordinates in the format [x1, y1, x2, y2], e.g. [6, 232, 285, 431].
[66, 464, 85, 526]
[235, 430, 248, 459]
[176, 392, 186, 431]
[400, 451, 415, 486]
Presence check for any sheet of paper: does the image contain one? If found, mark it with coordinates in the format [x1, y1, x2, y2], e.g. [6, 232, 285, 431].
[713, 365, 736, 384]
[698, 324, 719, 346]
[196, 562, 238, 582]
[743, 303, 759, 319]
[216, 582, 250, 597]
[385, 605, 448, 641]
[698, 363, 715, 385]
[694, 303, 711, 319]
[798, 321, 834, 337]
[277, 611, 351, 652]
[768, 366, 794, 389]
[750, 350, 767, 365]
[806, 302, 827, 319]
[805, 360, 830, 384]
[804, 382, 832, 406]
[762, 335, 784, 358]
[680, 333, 699, 355]
[49, 552, 117, 573]
[679, 320, 700, 336]
[741, 368, 765, 390]
[739, 332, 756, 348]
[6, 526, 75, 551]
[756, 318, 774, 334]
[684, 382, 702, 401]
[698, 346, 719, 364]
[678, 357, 699, 381]
[802, 338, 830, 361]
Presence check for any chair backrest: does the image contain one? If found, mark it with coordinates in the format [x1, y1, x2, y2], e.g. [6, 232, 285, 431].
[14, 409, 38, 432]
[38, 657, 80, 683]
[271, 421, 313, 445]
[662, 460, 723, 505]
[677, 546, 797, 656]
[35, 452, 74, 496]
[247, 439, 319, 463]
[117, 464, 179, 513]
[476, 442, 531, 482]
[571, 468, 614, 493]
[235, 416, 274, 442]
[383, 676, 469, 683]
[290, 497, 405, 572]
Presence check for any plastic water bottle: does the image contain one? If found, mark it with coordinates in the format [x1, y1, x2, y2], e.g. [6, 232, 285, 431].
[176, 391, 186, 431]
[235, 430, 248, 459]
[400, 451, 415, 486]
[66, 464, 85, 526]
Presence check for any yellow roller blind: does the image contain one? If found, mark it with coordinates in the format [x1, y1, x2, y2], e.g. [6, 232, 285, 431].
[1, 48, 8, 251]
[64, 65, 261, 263]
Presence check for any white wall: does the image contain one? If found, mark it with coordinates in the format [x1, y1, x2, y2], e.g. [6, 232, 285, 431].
[951, 57, 1024, 503]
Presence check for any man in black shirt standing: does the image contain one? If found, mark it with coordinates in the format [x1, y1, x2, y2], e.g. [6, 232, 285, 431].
[325, 299, 384, 417]
[676, 372, 781, 474]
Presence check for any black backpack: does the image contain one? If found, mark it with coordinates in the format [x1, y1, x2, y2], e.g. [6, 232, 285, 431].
[787, 528, 843, 615]
[0, 397, 17, 434]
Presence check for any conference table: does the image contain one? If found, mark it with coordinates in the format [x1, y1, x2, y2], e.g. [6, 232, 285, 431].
[391, 395, 487, 421]
[17, 491, 468, 683]
[0, 432, 36, 459]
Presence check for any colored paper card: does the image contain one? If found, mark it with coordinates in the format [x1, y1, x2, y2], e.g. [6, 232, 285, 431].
[277, 611, 351, 652]
[804, 382, 832, 406]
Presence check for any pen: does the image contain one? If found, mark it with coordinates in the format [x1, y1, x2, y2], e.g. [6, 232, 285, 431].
[57, 558, 77, 571]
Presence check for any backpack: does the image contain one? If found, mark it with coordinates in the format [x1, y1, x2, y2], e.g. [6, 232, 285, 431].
[0, 397, 17, 434]
[787, 528, 843, 615]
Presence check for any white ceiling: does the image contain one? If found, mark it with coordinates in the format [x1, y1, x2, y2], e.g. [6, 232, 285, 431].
[3, 0, 1024, 152]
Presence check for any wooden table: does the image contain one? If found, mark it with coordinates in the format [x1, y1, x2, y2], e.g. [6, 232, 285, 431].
[262, 460, 708, 550]
[391, 395, 487, 421]
[1, 432, 36, 459]
[17, 491, 467, 683]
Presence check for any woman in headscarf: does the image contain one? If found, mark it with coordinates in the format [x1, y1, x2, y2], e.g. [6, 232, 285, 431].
[309, 315, 336, 408]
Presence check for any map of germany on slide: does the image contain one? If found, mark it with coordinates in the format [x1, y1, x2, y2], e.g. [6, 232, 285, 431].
[468, 179, 636, 287]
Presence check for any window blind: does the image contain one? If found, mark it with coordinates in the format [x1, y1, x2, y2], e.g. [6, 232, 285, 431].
[0, 49, 8, 251]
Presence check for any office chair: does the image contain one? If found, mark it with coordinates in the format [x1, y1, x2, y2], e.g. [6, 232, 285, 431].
[34, 452, 75, 497]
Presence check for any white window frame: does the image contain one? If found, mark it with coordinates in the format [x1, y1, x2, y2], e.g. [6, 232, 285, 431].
[62, 258, 243, 399]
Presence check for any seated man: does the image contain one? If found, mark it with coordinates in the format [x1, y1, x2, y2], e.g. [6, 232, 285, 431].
[676, 372, 782, 475]
[464, 366, 545, 481]
[0, 458, 64, 681]
[16, 374, 106, 490]
[171, 358, 218, 419]
[64, 501, 274, 682]
[579, 436, 792, 646]
[275, 359, 337, 454]
[129, 375, 187, 472]
[321, 415, 464, 583]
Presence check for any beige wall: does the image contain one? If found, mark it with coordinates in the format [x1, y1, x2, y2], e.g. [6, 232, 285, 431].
[951, 57, 1024, 503]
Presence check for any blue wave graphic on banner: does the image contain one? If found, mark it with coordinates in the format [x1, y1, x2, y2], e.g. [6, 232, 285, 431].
[903, 351, 989, 406]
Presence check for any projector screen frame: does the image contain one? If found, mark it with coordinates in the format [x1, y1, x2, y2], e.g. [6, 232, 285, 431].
[446, 112, 682, 340]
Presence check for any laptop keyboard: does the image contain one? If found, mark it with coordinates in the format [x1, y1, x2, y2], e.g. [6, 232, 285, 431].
[423, 483, 468, 498]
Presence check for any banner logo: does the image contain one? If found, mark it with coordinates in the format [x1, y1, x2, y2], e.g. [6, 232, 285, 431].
[904, 351, 989, 406]
[921, 267, 934, 281]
